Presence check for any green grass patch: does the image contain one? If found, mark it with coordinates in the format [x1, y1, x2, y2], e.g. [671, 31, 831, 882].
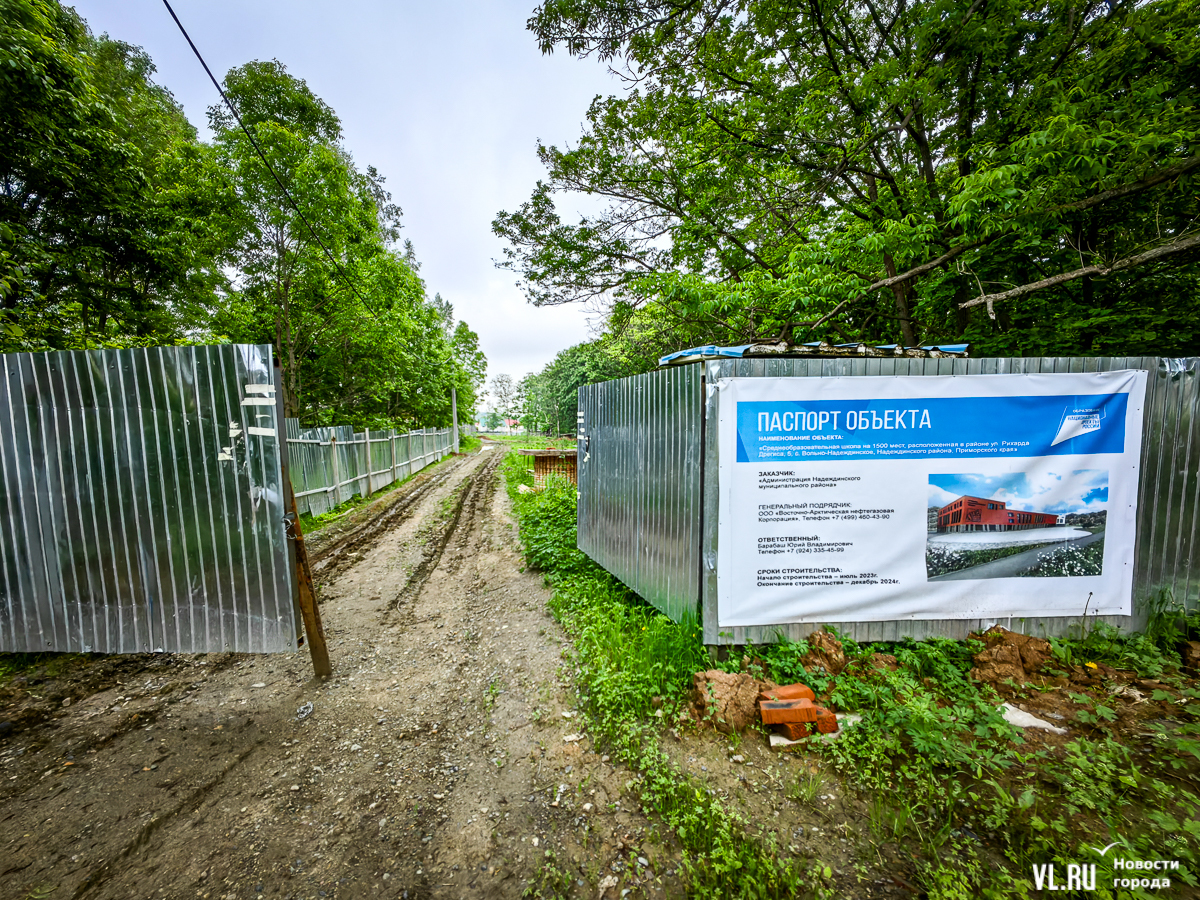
[0, 652, 87, 687]
[505, 454, 1200, 897]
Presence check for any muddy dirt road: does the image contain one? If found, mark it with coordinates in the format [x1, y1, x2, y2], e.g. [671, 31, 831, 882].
[0, 447, 673, 900]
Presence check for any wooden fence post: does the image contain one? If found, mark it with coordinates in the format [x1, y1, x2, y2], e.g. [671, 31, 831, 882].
[273, 360, 332, 678]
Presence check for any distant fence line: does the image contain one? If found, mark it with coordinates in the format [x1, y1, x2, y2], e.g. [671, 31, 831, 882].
[284, 420, 472, 516]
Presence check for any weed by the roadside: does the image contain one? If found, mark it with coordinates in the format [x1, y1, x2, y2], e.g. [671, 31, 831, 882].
[787, 767, 824, 804]
[512, 476, 590, 574]
[522, 849, 573, 899]
[867, 794, 912, 844]
[484, 679, 502, 711]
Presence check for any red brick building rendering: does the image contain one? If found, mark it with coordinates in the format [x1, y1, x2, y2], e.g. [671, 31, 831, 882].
[936, 495, 1062, 533]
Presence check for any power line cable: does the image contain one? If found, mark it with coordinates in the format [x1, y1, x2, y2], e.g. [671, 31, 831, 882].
[160, 0, 383, 322]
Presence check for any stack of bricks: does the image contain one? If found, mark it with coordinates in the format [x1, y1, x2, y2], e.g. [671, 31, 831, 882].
[758, 683, 839, 740]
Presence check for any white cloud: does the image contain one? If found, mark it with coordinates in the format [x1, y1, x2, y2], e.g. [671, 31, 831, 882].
[927, 485, 959, 508]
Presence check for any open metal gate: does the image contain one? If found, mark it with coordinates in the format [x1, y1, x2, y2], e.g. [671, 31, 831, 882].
[0, 344, 296, 653]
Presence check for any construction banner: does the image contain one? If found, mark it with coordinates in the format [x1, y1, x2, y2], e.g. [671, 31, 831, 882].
[716, 371, 1147, 625]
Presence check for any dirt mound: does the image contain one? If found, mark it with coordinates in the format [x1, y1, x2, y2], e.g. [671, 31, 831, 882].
[868, 652, 900, 671]
[691, 670, 776, 733]
[801, 630, 847, 676]
[969, 626, 1052, 686]
[1184, 641, 1200, 674]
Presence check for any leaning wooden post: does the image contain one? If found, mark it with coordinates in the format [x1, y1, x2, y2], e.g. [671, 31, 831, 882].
[451, 387, 460, 453]
[274, 360, 332, 678]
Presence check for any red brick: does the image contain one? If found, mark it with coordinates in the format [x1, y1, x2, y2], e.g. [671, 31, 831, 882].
[814, 708, 839, 734]
[759, 697, 818, 724]
[758, 683, 816, 703]
[774, 722, 811, 740]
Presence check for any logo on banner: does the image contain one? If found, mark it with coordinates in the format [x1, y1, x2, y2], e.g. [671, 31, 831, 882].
[1052, 406, 1105, 447]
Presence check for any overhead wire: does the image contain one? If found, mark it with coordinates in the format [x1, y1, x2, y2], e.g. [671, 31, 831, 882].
[160, 0, 384, 323]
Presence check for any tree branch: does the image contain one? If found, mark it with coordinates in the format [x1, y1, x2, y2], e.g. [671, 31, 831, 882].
[1048, 157, 1200, 215]
[958, 231, 1200, 310]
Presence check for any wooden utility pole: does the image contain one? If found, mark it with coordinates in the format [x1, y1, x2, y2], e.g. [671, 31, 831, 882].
[274, 359, 332, 678]
[451, 387, 460, 453]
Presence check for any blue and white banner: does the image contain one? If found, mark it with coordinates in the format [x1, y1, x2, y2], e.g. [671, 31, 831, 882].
[716, 372, 1147, 625]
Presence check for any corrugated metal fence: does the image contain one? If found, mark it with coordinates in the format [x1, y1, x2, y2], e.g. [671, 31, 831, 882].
[0, 345, 296, 654]
[578, 356, 1200, 643]
[285, 422, 453, 516]
[577, 365, 703, 622]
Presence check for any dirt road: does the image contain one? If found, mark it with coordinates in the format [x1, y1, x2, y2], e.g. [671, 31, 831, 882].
[0, 447, 672, 900]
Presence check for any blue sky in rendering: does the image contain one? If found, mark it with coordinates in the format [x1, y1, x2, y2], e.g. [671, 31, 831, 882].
[928, 470, 1109, 514]
[68, 0, 624, 388]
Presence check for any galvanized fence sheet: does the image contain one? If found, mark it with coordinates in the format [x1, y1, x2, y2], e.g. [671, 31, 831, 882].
[577, 365, 703, 622]
[0, 344, 295, 654]
[285, 422, 452, 516]
[578, 356, 1200, 644]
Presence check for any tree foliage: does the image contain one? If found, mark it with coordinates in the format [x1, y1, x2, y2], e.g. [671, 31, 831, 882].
[497, 0, 1200, 356]
[0, 0, 485, 427]
[1, 0, 234, 349]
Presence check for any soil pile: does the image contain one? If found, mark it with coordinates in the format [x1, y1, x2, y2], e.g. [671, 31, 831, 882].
[1184, 640, 1200, 674]
[968, 625, 1052, 686]
[691, 670, 775, 733]
[800, 631, 847, 676]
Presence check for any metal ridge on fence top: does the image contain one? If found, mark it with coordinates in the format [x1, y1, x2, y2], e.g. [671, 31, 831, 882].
[657, 341, 970, 367]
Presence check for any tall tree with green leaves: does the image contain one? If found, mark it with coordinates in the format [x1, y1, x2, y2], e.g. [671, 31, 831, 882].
[497, 0, 1200, 357]
[210, 61, 483, 426]
[1, 0, 232, 349]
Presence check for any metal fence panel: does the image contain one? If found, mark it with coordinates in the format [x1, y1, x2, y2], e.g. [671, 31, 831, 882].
[578, 356, 1200, 643]
[577, 365, 703, 622]
[285, 423, 453, 516]
[0, 344, 295, 654]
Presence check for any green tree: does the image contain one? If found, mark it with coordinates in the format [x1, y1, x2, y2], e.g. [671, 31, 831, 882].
[1, 1, 232, 349]
[450, 319, 487, 424]
[497, 0, 1200, 356]
[489, 373, 519, 422]
[211, 60, 483, 427]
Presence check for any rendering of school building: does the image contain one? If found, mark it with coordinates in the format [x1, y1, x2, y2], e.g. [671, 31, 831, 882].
[936, 495, 1065, 533]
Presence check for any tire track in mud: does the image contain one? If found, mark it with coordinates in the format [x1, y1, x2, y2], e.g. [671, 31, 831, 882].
[387, 449, 502, 617]
[70, 743, 262, 899]
[308, 460, 468, 582]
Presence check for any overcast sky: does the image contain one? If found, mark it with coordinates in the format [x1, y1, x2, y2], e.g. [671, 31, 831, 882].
[68, 0, 621, 387]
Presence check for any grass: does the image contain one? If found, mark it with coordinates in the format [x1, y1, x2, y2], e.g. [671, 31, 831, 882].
[507, 466, 817, 897]
[504, 452, 1200, 897]
[0, 652, 87, 688]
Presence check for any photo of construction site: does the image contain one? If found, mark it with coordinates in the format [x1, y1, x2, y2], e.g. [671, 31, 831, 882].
[926, 470, 1108, 580]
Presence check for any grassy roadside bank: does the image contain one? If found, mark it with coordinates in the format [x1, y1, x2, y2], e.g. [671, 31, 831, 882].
[504, 453, 1200, 899]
